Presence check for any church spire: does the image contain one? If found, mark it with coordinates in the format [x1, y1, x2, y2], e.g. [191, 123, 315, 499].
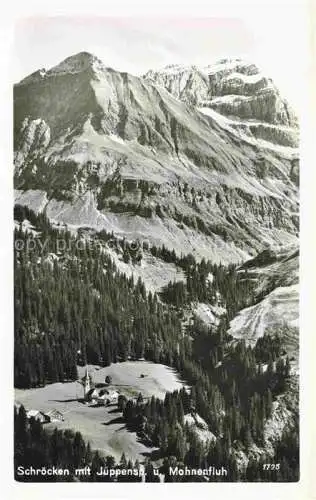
[83, 366, 91, 398]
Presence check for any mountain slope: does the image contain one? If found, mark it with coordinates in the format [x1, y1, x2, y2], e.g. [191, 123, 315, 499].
[228, 245, 299, 358]
[14, 52, 299, 263]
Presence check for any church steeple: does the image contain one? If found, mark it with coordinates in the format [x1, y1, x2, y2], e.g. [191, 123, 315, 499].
[83, 367, 91, 398]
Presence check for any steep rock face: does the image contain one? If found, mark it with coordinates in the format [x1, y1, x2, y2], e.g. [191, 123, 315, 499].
[14, 117, 51, 171]
[14, 52, 299, 263]
[228, 245, 299, 355]
[240, 245, 299, 295]
[144, 59, 298, 146]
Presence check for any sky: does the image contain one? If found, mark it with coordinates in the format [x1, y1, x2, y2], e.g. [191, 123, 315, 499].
[13, 8, 307, 110]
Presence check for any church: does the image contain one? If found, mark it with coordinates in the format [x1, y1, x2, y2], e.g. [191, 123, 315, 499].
[81, 367, 119, 406]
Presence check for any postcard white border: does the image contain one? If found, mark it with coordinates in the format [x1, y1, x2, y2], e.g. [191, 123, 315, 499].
[1, 0, 314, 499]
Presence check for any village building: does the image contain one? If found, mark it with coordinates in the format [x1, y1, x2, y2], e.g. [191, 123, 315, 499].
[26, 409, 49, 423]
[85, 388, 99, 401]
[84, 386, 119, 406]
[96, 389, 119, 406]
[79, 367, 120, 405]
[86, 388, 119, 406]
[45, 409, 64, 422]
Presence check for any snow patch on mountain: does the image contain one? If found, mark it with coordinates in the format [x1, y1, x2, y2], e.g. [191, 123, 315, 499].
[198, 107, 298, 154]
[224, 71, 266, 84]
[204, 58, 258, 75]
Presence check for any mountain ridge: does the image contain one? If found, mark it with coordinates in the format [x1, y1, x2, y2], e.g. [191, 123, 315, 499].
[144, 57, 298, 130]
[14, 51, 299, 264]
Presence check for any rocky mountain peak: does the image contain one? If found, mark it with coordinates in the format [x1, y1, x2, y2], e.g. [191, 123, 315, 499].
[17, 52, 106, 86]
[145, 58, 297, 129]
[47, 51, 106, 76]
[204, 58, 259, 76]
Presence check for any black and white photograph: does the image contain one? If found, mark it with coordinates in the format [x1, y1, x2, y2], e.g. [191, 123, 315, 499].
[9, 2, 307, 489]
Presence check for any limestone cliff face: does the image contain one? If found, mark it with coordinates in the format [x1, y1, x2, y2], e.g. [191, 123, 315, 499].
[14, 52, 299, 263]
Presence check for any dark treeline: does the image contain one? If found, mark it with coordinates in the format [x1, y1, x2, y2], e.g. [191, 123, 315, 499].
[245, 415, 299, 481]
[14, 205, 183, 388]
[160, 263, 254, 319]
[185, 320, 291, 440]
[116, 371, 297, 481]
[137, 341, 288, 448]
[121, 388, 239, 481]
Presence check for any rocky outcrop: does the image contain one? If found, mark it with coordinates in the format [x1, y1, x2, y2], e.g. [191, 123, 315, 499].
[14, 117, 50, 171]
[228, 245, 299, 355]
[145, 58, 298, 142]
